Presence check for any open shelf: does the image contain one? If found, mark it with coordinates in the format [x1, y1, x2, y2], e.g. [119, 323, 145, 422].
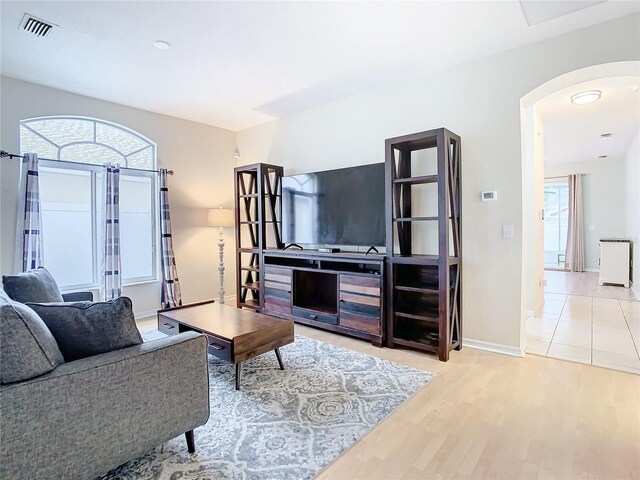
[239, 298, 260, 310]
[386, 128, 462, 361]
[393, 175, 438, 185]
[394, 285, 439, 294]
[242, 282, 260, 290]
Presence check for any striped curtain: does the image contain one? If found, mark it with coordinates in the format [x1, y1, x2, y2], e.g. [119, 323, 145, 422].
[21, 153, 44, 271]
[159, 168, 182, 308]
[103, 163, 122, 300]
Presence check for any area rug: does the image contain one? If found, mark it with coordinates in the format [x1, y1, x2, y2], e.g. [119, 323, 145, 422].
[100, 333, 434, 479]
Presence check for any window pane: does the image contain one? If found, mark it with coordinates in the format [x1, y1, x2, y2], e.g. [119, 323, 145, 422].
[26, 118, 94, 146]
[19, 125, 59, 158]
[95, 123, 149, 159]
[60, 143, 124, 165]
[120, 175, 154, 280]
[39, 168, 94, 288]
[126, 146, 153, 169]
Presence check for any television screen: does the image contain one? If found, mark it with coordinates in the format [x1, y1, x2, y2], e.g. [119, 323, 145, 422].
[282, 163, 385, 247]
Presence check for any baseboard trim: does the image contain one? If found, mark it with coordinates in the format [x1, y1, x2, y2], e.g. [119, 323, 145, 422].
[462, 338, 523, 358]
[632, 283, 639, 301]
[584, 268, 600, 273]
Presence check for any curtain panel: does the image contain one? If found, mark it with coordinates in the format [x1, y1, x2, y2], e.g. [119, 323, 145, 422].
[103, 163, 122, 300]
[159, 168, 182, 308]
[565, 174, 585, 272]
[21, 153, 44, 271]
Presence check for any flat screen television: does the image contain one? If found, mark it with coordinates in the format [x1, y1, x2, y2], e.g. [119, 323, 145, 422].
[282, 163, 385, 247]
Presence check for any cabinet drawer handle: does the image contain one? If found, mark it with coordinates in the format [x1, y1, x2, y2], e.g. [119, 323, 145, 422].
[163, 323, 175, 329]
[209, 343, 224, 350]
[309, 314, 317, 320]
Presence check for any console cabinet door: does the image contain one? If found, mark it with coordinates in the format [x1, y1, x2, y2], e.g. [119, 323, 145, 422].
[264, 266, 292, 315]
[339, 274, 381, 335]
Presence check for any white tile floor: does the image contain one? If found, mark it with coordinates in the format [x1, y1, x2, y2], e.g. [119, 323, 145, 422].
[526, 292, 640, 374]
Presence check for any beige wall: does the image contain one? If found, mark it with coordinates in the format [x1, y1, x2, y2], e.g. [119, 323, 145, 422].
[545, 157, 628, 271]
[625, 131, 640, 297]
[237, 14, 640, 351]
[0, 77, 237, 316]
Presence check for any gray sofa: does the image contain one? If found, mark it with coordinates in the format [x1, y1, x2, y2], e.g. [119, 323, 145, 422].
[0, 289, 210, 480]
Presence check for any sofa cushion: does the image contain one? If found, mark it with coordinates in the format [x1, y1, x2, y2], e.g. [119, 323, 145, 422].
[2, 267, 64, 304]
[26, 297, 143, 361]
[0, 289, 65, 384]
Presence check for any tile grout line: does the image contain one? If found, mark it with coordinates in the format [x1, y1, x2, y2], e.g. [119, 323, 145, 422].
[619, 299, 640, 361]
[590, 296, 594, 365]
[546, 296, 567, 357]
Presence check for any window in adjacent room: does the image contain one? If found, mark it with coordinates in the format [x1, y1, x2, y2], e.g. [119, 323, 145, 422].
[20, 116, 157, 291]
[543, 178, 569, 270]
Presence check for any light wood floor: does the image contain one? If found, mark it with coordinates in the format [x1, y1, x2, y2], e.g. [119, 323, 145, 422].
[545, 270, 638, 301]
[296, 325, 640, 480]
[137, 317, 640, 479]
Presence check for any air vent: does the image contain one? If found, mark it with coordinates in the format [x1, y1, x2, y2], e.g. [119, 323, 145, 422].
[600, 133, 613, 138]
[19, 14, 56, 38]
[599, 155, 608, 158]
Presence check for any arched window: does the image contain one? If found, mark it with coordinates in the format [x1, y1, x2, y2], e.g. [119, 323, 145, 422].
[19, 116, 158, 291]
[20, 116, 156, 168]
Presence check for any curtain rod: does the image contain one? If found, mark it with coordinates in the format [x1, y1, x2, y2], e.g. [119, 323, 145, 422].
[0, 150, 174, 175]
[545, 174, 585, 180]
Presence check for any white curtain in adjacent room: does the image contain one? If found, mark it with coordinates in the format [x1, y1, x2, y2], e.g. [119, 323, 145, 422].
[565, 174, 585, 272]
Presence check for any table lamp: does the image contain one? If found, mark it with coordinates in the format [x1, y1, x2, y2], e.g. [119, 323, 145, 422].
[207, 207, 235, 303]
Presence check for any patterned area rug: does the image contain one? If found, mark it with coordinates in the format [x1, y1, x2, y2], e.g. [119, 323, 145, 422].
[101, 333, 434, 479]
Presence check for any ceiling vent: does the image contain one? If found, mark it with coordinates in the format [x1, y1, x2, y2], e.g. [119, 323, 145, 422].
[600, 133, 613, 138]
[19, 14, 56, 38]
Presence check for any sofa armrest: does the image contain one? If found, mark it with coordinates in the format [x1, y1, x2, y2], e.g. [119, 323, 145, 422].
[0, 331, 210, 480]
[61, 290, 94, 302]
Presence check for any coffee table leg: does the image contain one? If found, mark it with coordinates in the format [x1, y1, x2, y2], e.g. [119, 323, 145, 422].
[275, 348, 285, 370]
[235, 362, 242, 390]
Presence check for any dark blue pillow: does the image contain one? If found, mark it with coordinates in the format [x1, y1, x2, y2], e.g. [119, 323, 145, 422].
[26, 297, 142, 361]
[2, 267, 64, 304]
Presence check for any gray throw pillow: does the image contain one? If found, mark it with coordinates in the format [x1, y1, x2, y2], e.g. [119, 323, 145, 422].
[26, 297, 143, 361]
[2, 267, 64, 304]
[0, 288, 65, 384]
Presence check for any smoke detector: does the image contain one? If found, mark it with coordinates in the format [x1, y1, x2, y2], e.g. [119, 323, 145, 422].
[19, 14, 56, 38]
[600, 133, 613, 138]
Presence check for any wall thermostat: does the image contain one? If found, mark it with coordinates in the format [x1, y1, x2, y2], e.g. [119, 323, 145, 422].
[481, 191, 498, 202]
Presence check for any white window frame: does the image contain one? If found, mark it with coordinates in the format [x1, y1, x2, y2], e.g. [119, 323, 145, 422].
[21, 116, 160, 290]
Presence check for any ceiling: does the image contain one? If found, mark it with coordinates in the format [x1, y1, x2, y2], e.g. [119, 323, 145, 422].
[538, 76, 640, 165]
[1, 1, 638, 132]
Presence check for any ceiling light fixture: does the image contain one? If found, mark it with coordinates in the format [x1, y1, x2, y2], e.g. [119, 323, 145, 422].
[570, 90, 601, 105]
[153, 40, 171, 50]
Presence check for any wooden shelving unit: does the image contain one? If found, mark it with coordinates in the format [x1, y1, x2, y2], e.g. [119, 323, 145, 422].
[234, 163, 284, 311]
[385, 128, 462, 361]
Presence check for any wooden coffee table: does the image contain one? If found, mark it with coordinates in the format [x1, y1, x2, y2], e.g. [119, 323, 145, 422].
[157, 301, 294, 390]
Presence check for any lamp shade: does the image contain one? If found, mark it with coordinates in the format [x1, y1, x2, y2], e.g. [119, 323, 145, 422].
[207, 207, 234, 228]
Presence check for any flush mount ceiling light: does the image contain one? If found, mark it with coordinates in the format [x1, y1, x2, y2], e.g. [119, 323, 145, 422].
[570, 90, 601, 105]
[153, 40, 171, 50]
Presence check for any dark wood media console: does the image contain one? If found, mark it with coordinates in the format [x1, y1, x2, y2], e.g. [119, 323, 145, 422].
[261, 249, 385, 346]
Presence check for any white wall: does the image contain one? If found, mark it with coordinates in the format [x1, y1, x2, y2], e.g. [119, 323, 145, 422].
[545, 158, 627, 271]
[237, 14, 640, 350]
[625, 131, 640, 297]
[0, 77, 237, 316]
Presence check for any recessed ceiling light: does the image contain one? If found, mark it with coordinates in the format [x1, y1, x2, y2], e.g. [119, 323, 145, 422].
[570, 90, 601, 105]
[631, 84, 640, 92]
[153, 40, 171, 50]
